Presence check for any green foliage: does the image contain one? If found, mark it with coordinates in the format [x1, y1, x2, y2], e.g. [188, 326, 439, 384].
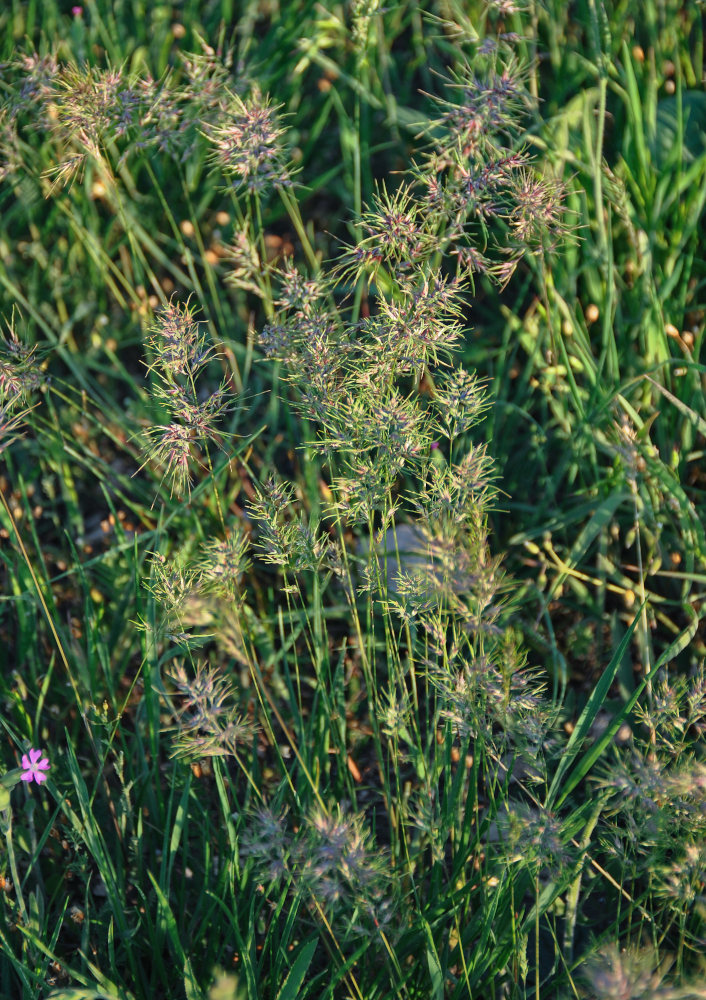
[1, 2, 705, 999]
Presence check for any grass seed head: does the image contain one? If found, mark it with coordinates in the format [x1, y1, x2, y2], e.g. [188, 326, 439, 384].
[205, 88, 292, 194]
[165, 661, 256, 761]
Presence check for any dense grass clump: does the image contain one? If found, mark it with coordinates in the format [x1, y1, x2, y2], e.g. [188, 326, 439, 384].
[0, 2, 705, 998]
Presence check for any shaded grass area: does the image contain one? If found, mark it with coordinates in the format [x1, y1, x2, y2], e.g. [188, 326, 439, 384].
[1, 2, 705, 998]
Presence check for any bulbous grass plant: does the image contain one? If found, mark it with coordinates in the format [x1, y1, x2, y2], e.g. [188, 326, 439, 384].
[0, 10, 705, 1000]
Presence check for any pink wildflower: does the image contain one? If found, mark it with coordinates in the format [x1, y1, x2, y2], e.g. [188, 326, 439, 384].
[20, 748, 50, 784]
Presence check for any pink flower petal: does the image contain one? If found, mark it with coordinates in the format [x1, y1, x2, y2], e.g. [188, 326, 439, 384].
[20, 772, 33, 782]
[20, 754, 31, 770]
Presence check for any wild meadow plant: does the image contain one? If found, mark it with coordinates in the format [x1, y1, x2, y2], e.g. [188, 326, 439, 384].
[0, 8, 705, 1000]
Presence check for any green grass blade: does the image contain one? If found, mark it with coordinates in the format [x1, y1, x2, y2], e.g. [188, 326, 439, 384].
[553, 604, 702, 809]
[545, 602, 645, 810]
[422, 918, 444, 1000]
[275, 938, 318, 1000]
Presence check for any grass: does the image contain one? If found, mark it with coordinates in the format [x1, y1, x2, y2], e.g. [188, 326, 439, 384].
[1, 1, 705, 998]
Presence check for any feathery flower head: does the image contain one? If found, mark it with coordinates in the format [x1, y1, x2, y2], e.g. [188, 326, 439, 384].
[0, 404, 31, 456]
[197, 529, 251, 599]
[0, 318, 44, 406]
[334, 182, 436, 285]
[146, 297, 211, 381]
[166, 661, 256, 761]
[205, 88, 292, 194]
[581, 945, 666, 1000]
